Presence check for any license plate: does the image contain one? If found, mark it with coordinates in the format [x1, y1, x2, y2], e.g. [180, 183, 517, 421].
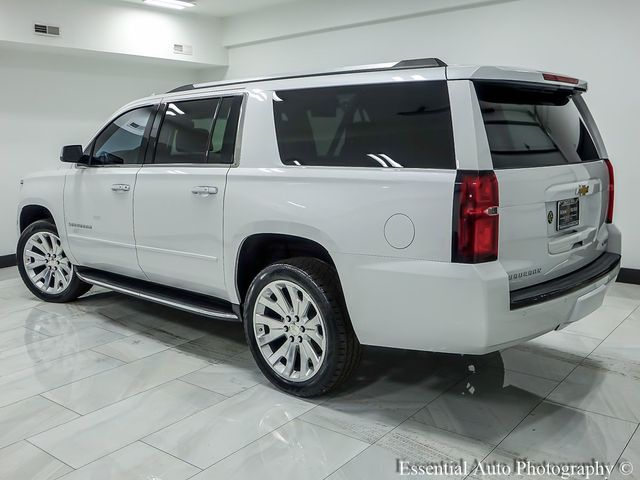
[557, 198, 579, 230]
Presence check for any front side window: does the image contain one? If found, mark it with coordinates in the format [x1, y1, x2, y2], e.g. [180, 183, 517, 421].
[92, 106, 155, 165]
[273, 81, 456, 169]
[475, 82, 600, 169]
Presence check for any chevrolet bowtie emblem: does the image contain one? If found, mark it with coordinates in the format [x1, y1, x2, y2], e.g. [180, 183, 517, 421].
[577, 184, 589, 196]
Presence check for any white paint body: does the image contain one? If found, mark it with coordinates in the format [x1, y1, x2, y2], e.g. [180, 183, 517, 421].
[17, 64, 621, 354]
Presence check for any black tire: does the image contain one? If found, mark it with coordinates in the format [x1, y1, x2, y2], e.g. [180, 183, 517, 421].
[244, 257, 361, 397]
[17, 220, 92, 303]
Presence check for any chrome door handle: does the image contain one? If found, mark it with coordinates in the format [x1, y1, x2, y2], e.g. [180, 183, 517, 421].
[191, 186, 218, 195]
[111, 184, 130, 192]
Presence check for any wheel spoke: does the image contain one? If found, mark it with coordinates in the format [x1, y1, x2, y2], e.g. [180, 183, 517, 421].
[36, 233, 52, 254]
[25, 249, 46, 261]
[272, 284, 292, 316]
[32, 269, 48, 283]
[298, 341, 309, 374]
[52, 271, 62, 292]
[26, 258, 46, 270]
[257, 330, 285, 346]
[25, 242, 44, 258]
[59, 263, 73, 277]
[258, 296, 288, 318]
[53, 238, 63, 255]
[282, 343, 297, 377]
[54, 270, 67, 290]
[298, 297, 310, 319]
[284, 283, 300, 314]
[267, 341, 290, 366]
[255, 313, 284, 330]
[43, 269, 53, 291]
[301, 340, 320, 368]
[305, 328, 324, 347]
[303, 315, 321, 329]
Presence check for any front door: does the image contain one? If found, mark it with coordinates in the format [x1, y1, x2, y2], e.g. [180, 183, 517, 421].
[133, 95, 243, 298]
[63, 105, 156, 278]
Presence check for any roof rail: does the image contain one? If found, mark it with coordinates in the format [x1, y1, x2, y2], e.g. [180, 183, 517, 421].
[167, 57, 447, 93]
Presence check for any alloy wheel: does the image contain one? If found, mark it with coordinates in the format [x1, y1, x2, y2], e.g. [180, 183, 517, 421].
[253, 280, 327, 382]
[23, 231, 73, 294]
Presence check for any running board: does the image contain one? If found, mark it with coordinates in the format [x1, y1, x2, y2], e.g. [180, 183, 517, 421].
[76, 267, 239, 321]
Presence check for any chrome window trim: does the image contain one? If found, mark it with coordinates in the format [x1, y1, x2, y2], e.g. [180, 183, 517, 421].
[140, 163, 231, 168]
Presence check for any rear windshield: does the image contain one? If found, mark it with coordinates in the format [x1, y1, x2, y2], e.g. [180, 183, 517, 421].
[273, 81, 456, 169]
[475, 82, 600, 169]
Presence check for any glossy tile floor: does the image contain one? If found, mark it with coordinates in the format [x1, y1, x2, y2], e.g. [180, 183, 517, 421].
[0, 265, 639, 479]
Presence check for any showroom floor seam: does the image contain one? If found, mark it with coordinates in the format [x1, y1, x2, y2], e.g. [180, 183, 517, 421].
[24, 438, 75, 471]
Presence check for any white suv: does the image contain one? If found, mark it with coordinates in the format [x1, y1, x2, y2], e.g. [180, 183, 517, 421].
[16, 58, 621, 396]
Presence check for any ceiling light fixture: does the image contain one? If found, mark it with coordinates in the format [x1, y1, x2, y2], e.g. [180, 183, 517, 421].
[143, 0, 195, 10]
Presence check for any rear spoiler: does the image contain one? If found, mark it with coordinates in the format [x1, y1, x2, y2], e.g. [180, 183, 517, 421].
[447, 65, 587, 91]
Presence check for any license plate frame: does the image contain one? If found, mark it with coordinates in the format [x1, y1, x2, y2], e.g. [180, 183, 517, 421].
[557, 197, 580, 231]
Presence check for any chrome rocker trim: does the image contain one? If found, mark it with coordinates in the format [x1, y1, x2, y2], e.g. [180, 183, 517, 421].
[76, 269, 239, 321]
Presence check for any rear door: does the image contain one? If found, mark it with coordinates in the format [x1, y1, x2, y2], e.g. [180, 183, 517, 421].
[133, 95, 243, 298]
[473, 81, 610, 290]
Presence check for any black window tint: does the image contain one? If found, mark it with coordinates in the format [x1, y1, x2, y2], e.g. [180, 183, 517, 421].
[154, 99, 219, 165]
[93, 106, 155, 165]
[209, 96, 242, 164]
[273, 82, 455, 169]
[475, 82, 600, 169]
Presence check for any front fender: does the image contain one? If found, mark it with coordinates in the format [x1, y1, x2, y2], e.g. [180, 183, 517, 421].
[18, 169, 76, 263]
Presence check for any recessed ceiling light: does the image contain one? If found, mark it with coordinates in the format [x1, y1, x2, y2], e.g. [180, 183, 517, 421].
[143, 0, 196, 10]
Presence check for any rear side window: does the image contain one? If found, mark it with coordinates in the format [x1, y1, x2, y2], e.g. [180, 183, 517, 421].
[209, 96, 243, 165]
[475, 82, 600, 169]
[273, 81, 456, 169]
[154, 98, 219, 165]
[153, 96, 242, 165]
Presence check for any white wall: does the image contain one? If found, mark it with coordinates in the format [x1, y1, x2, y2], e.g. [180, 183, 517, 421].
[0, 46, 215, 256]
[0, 0, 227, 67]
[223, 0, 640, 268]
[222, 0, 494, 47]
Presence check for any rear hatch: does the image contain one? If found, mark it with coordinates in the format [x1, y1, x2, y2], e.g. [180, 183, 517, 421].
[474, 80, 611, 290]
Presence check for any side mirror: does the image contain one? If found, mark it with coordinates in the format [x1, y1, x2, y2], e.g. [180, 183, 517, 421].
[60, 145, 88, 164]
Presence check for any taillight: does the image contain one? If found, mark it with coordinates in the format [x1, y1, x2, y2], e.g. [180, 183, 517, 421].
[604, 159, 614, 223]
[452, 171, 499, 263]
[542, 72, 580, 85]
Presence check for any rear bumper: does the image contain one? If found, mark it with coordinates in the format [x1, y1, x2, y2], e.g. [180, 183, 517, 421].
[335, 250, 620, 355]
[510, 253, 621, 309]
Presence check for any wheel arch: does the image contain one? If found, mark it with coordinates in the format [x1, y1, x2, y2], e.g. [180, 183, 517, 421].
[19, 204, 55, 232]
[235, 233, 337, 304]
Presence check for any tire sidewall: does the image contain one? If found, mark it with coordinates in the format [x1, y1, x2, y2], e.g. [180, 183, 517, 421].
[244, 262, 341, 394]
[17, 220, 82, 302]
